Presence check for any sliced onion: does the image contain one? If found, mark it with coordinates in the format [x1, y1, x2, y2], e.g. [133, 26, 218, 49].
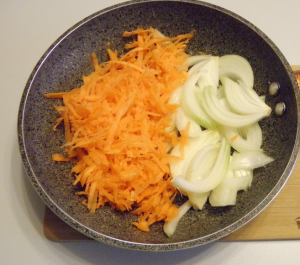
[221, 76, 271, 115]
[209, 182, 237, 207]
[169, 130, 221, 180]
[172, 138, 230, 193]
[219, 54, 254, 88]
[223, 172, 253, 191]
[196, 56, 219, 89]
[165, 86, 182, 133]
[187, 191, 210, 210]
[238, 123, 262, 148]
[185, 144, 220, 181]
[209, 170, 253, 207]
[181, 142, 220, 209]
[181, 57, 218, 130]
[169, 86, 182, 105]
[175, 107, 202, 137]
[186, 55, 212, 67]
[238, 80, 271, 111]
[165, 53, 275, 235]
[198, 85, 271, 127]
[163, 200, 192, 237]
[187, 59, 209, 77]
[181, 71, 216, 129]
[230, 151, 274, 170]
[221, 125, 263, 153]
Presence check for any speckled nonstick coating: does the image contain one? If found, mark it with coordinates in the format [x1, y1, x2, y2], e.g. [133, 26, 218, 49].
[18, 0, 300, 251]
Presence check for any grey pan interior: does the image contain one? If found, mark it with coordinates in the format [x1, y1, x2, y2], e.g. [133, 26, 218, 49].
[18, 0, 300, 251]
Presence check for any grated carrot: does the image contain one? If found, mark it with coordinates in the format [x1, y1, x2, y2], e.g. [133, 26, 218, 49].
[45, 28, 193, 232]
[230, 133, 239, 142]
[44, 92, 68, 99]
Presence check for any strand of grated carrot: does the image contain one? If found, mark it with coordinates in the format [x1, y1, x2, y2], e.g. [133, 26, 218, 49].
[45, 27, 193, 232]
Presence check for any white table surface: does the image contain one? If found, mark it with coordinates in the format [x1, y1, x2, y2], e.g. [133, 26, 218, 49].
[1, 1, 300, 264]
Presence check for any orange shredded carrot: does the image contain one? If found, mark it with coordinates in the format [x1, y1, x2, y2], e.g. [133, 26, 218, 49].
[45, 27, 193, 232]
[230, 133, 239, 142]
[44, 92, 68, 99]
[52, 154, 71, 162]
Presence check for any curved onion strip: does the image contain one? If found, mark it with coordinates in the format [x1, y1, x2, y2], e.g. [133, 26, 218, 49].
[221, 125, 263, 153]
[185, 144, 220, 181]
[170, 130, 220, 178]
[181, 58, 218, 130]
[186, 55, 212, 67]
[187, 191, 210, 210]
[221, 76, 269, 115]
[209, 182, 237, 207]
[163, 200, 192, 237]
[238, 123, 262, 148]
[230, 151, 274, 170]
[175, 107, 202, 137]
[172, 138, 230, 193]
[219, 54, 254, 88]
[170, 130, 221, 180]
[199, 85, 271, 127]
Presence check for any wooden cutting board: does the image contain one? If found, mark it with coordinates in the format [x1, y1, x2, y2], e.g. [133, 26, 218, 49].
[43, 66, 300, 242]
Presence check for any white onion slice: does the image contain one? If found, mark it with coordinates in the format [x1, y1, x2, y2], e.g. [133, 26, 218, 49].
[169, 130, 221, 180]
[186, 55, 212, 67]
[185, 144, 220, 181]
[187, 191, 210, 210]
[209, 170, 253, 207]
[221, 76, 271, 115]
[223, 173, 253, 191]
[199, 85, 271, 127]
[175, 107, 202, 137]
[219, 54, 254, 88]
[221, 125, 263, 153]
[230, 151, 274, 170]
[165, 86, 182, 133]
[172, 138, 230, 193]
[181, 58, 218, 130]
[209, 182, 237, 207]
[238, 123, 262, 148]
[163, 200, 192, 237]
